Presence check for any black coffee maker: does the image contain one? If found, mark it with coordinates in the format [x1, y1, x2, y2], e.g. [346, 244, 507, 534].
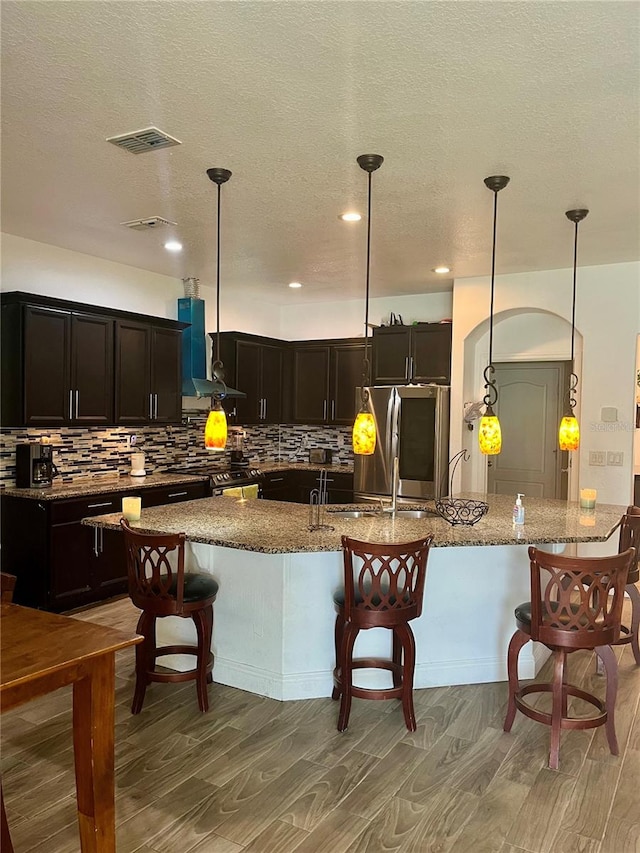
[15, 442, 56, 488]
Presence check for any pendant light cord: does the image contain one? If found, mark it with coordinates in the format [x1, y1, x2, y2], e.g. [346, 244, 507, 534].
[570, 218, 578, 366]
[216, 180, 221, 369]
[363, 169, 373, 387]
[488, 189, 498, 366]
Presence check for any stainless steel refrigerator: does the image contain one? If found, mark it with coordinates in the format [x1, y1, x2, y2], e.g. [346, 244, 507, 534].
[353, 385, 450, 502]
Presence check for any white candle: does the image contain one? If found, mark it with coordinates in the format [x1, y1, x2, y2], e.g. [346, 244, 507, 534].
[579, 488, 597, 509]
[122, 496, 141, 521]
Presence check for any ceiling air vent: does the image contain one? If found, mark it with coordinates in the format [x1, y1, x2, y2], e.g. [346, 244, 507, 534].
[121, 217, 177, 231]
[106, 126, 181, 154]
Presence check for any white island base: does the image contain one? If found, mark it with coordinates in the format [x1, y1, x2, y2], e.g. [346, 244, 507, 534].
[157, 541, 559, 701]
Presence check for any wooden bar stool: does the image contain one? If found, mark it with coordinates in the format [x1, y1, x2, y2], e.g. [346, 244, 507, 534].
[121, 520, 219, 713]
[332, 535, 433, 732]
[614, 507, 640, 663]
[504, 545, 635, 770]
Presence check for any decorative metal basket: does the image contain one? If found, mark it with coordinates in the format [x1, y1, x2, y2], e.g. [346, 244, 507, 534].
[435, 450, 489, 526]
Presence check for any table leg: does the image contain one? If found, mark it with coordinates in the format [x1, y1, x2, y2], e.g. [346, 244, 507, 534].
[72, 653, 116, 853]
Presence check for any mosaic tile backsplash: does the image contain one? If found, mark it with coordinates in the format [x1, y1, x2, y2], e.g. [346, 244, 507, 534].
[0, 422, 353, 487]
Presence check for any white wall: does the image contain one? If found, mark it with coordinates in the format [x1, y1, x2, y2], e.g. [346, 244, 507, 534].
[451, 262, 640, 505]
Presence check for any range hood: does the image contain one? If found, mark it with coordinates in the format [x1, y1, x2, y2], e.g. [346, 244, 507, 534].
[178, 297, 246, 399]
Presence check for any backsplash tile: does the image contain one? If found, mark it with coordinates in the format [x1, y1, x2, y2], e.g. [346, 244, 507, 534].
[0, 423, 353, 487]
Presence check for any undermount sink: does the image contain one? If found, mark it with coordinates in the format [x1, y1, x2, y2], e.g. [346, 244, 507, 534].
[330, 509, 434, 520]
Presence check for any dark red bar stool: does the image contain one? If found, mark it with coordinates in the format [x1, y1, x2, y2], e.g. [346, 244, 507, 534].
[504, 544, 635, 770]
[121, 519, 219, 713]
[614, 507, 640, 663]
[332, 535, 433, 732]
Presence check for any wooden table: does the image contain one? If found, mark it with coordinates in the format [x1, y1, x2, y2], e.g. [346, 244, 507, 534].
[0, 603, 142, 852]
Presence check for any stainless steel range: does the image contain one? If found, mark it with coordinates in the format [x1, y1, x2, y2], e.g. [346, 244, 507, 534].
[169, 465, 263, 496]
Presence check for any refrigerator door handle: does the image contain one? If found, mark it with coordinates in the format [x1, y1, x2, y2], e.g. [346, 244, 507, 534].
[404, 357, 409, 381]
[390, 390, 400, 461]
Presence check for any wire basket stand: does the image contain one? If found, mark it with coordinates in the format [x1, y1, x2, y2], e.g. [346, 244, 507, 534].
[435, 450, 489, 526]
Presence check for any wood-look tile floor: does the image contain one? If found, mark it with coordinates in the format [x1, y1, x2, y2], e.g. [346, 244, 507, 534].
[2, 596, 640, 853]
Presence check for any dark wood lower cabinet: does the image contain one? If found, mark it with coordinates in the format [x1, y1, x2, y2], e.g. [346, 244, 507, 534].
[260, 469, 353, 504]
[0, 480, 209, 612]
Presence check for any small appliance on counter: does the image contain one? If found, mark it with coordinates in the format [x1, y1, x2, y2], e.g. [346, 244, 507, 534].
[15, 442, 57, 489]
[309, 448, 333, 464]
[129, 452, 147, 478]
[229, 429, 249, 469]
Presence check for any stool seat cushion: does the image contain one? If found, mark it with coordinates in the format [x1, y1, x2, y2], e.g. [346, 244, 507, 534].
[515, 600, 596, 631]
[168, 573, 218, 603]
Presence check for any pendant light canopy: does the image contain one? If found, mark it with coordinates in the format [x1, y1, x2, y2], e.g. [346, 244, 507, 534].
[352, 153, 384, 456]
[204, 167, 232, 451]
[558, 208, 588, 452]
[478, 175, 510, 455]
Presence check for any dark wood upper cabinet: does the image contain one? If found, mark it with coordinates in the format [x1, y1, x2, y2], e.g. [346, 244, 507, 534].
[292, 339, 365, 424]
[217, 333, 286, 425]
[1, 292, 186, 427]
[372, 324, 451, 385]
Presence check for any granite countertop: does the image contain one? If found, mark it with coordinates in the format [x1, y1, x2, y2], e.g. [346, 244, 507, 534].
[1, 473, 210, 501]
[260, 462, 353, 474]
[82, 493, 626, 554]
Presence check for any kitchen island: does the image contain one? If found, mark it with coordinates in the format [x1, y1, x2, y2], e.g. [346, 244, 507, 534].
[85, 495, 626, 700]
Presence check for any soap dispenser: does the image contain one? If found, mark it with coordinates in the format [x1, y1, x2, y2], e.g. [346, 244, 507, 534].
[513, 494, 525, 526]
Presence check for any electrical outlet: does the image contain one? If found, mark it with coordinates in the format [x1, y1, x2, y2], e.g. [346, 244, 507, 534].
[607, 451, 623, 466]
[589, 451, 606, 466]
[127, 434, 137, 447]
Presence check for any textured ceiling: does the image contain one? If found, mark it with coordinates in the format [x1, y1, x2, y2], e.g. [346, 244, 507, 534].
[1, 1, 639, 305]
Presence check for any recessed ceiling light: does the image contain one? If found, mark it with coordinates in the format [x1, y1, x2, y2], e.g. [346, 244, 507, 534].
[164, 240, 183, 252]
[339, 212, 362, 222]
[433, 266, 450, 274]
[288, 281, 303, 289]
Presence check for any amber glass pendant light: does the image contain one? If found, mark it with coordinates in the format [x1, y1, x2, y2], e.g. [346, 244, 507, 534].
[204, 167, 232, 451]
[558, 208, 588, 452]
[478, 175, 510, 455]
[352, 154, 384, 456]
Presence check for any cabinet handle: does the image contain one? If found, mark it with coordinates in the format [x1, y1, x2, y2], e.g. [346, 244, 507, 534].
[263, 398, 267, 420]
[258, 398, 263, 420]
[404, 357, 409, 381]
[75, 390, 79, 419]
[154, 394, 158, 420]
[93, 527, 100, 558]
[269, 477, 284, 483]
[100, 526, 104, 554]
[69, 389, 74, 420]
[323, 400, 327, 420]
[168, 491, 188, 498]
[331, 400, 335, 420]
[149, 394, 154, 419]
[87, 501, 113, 509]
[409, 356, 414, 380]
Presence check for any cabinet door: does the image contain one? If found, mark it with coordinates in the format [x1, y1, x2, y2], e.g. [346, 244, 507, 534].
[151, 327, 182, 423]
[24, 306, 71, 425]
[71, 313, 114, 424]
[411, 324, 452, 384]
[234, 340, 262, 424]
[331, 343, 365, 423]
[292, 347, 330, 423]
[141, 481, 209, 508]
[115, 320, 151, 423]
[92, 527, 128, 597]
[261, 344, 283, 424]
[50, 522, 94, 610]
[372, 327, 411, 385]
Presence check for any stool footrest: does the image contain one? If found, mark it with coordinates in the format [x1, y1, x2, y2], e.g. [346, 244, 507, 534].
[515, 682, 606, 730]
[148, 646, 214, 685]
[333, 658, 405, 701]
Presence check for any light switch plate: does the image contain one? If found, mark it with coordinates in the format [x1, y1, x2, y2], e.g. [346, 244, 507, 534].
[589, 451, 607, 466]
[601, 407, 618, 422]
[607, 451, 623, 466]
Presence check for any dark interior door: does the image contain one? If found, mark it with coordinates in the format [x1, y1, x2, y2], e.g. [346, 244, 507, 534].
[115, 320, 151, 423]
[152, 327, 182, 423]
[71, 313, 114, 424]
[24, 306, 70, 425]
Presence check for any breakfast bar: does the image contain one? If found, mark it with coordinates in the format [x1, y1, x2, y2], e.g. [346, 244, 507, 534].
[84, 494, 626, 701]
